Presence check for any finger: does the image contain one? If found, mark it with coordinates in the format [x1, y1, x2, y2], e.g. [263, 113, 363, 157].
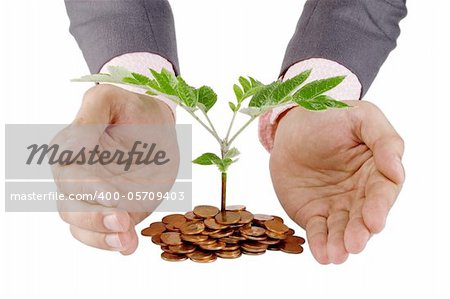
[75, 84, 120, 124]
[362, 169, 401, 233]
[58, 199, 130, 233]
[358, 102, 405, 185]
[345, 199, 371, 253]
[53, 167, 119, 207]
[306, 216, 330, 265]
[344, 216, 371, 254]
[69, 224, 134, 252]
[326, 210, 349, 264]
[120, 223, 139, 255]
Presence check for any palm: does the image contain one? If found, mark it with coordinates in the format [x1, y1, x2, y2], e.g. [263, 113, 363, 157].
[270, 101, 405, 264]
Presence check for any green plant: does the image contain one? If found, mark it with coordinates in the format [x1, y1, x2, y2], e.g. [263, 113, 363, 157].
[74, 66, 349, 211]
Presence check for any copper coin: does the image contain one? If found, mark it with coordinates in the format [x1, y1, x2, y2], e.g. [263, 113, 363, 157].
[201, 228, 221, 235]
[196, 238, 216, 245]
[165, 224, 180, 232]
[151, 234, 164, 245]
[168, 243, 196, 254]
[193, 205, 220, 218]
[141, 222, 166, 236]
[187, 250, 216, 263]
[244, 235, 267, 241]
[265, 230, 287, 240]
[184, 211, 202, 221]
[228, 235, 246, 241]
[226, 205, 246, 211]
[272, 215, 284, 223]
[285, 235, 305, 245]
[222, 243, 240, 251]
[215, 211, 241, 225]
[161, 252, 187, 262]
[204, 218, 228, 230]
[161, 246, 175, 253]
[199, 241, 226, 251]
[190, 254, 217, 263]
[160, 232, 183, 246]
[221, 237, 240, 244]
[216, 249, 241, 259]
[242, 250, 266, 256]
[179, 221, 205, 235]
[241, 242, 268, 253]
[259, 238, 281, 245]
[181, 234, 209, 243]
[286, 228, 295, 236]
[172, 219, 188, 229]
[264, 219, 289, 234]
[238, 211, 254, 224]
[210, 228, 234, 239]
[162, 214, 186, 225]
[240, 226, 266, 237]
[267, 245, 280, 251]
[253, 214, 274, 222]
[229, 223, 246, 229]
[280, 242, 303, 254]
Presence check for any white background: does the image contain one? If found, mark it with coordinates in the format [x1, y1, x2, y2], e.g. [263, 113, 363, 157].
[1, 0, 449, 298]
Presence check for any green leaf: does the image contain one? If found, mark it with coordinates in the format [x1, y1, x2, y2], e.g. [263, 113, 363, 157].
[228, 101, 237, 112]
[107, 66, 132, 81]
[248, 81, 281, 107]
[239, 107, 261, 117]
[272, 70, 311, 102]
[122, 77, 141, 85]
[150, 69, 177, 95]
[176, 77, 197, 107]
[295, 95, 349, 111]
[131, 73, 151, 85]
[294, 76, 346, 101]
[192, 153, 221, 165]
[145, 90, 157, 96]
[197, 86, 217, 113]
[249, 76, 263, 88]
[71, 73, 115, 83]
[218, 158, 233, 172]
[161, 68, 178, 87]
[224, 148, 240, 159]
[238, 76, 251, 92]
[233, 84, 244, 102]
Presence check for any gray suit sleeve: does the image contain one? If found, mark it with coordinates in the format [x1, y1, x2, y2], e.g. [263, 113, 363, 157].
[64, 0, 179, 74]
[281, 0, 407, 97]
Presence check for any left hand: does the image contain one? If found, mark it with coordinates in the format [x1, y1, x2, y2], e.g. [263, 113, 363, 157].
[269, 100, 405, 264]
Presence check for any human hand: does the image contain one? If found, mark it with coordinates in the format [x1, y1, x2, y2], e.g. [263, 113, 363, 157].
[53, 84, 179, 255]
[270, 101, 405, 264]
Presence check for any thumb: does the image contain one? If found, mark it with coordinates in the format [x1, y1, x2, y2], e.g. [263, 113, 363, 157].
[74, 84, 120, 125]
[358, 102, 405, 186]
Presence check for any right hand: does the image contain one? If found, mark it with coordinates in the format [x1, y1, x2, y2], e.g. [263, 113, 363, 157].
[52, 84, 179, 255]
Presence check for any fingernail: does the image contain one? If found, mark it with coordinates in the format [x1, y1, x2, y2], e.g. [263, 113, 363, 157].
[103, 214, 123, 232]
[105, 233, 123, 249]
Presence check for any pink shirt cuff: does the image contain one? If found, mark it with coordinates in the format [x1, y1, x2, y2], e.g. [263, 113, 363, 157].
[258, 58, 362, 152]
[100, 52, 177, 117]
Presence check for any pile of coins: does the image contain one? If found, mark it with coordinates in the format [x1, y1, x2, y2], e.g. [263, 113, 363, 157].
[141, 205, 305, 263]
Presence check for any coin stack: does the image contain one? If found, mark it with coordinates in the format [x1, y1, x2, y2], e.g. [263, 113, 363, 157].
[141, 205, 305, 263]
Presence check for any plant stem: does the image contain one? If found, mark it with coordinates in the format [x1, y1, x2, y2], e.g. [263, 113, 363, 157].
[201, 109, 220, 140]
[228, 116, 257, 146]
[182, 106, 222, 144]
[221, 172, 227, 211]
[224, 110, 238, 142]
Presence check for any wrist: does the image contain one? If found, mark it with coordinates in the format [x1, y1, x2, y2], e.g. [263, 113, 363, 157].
[100, 52, 178, 119]
[259, 58, 362, 152]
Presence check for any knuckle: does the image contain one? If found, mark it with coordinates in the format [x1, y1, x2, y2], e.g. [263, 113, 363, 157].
[86, 211, 104, 231]
[83, 84, 118, 105]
